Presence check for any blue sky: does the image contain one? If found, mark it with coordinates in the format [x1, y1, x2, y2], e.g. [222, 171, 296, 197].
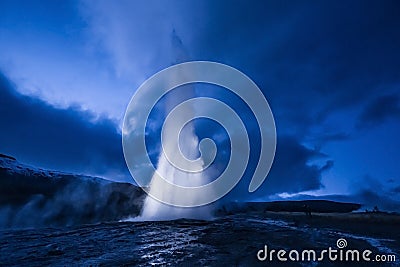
[1, 0, 399, 208]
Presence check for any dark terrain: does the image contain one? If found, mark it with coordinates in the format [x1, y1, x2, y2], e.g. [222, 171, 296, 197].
[0, 154, 399, 266]
[0, 154, 145, 228]
[0, 213, 399, 266]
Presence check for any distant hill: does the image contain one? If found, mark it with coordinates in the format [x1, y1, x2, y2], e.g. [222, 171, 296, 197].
[217, 200, 361, 215]
[0, 154, 146, 228]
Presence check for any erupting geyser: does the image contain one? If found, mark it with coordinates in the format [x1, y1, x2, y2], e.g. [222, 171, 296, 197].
[139, 91, 213, 220]
[137, 74, 214, 220]
[122, 37, 276, 221]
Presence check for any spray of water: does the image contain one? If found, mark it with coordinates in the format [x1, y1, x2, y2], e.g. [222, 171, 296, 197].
[134, 31, 214, 221]
[139, 109, 213, 221]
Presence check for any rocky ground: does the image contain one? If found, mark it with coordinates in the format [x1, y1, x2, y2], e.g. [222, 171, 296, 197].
[0, 212, 399, 266]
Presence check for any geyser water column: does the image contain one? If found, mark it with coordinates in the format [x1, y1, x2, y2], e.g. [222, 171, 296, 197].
[122, 61, 276, 221]
[140, 68, 215, 220]
[139, 96, 212, 220]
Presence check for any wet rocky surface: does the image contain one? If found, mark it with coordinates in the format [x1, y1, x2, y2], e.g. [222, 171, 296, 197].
[0, 213, 398, 266]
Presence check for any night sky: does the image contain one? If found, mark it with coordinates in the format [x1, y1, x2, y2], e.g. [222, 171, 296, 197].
[1, 1, 399, 209]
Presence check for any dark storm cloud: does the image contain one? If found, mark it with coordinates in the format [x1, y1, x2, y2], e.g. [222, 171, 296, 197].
[224, 135, 332, 201]
[262, 136, 331, 194]
[348, 175, 400, 212]
[0, 72, 128, 181]
[357, 94, 400, 129]
[355, 189, 400, 212]
[190, 0, 400, 137]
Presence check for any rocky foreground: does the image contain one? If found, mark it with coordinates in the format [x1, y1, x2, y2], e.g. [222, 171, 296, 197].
[0, 213, 399, 266]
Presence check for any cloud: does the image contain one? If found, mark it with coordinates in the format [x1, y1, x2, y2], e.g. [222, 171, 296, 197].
[223, 135, 332, 201]
[355, 189, 400, 212]
[350, 175, 400, 212]
[262, 136, 331, 194]
[0, 72, 130, 181]
[189, 1, 400, 139]
[357, 94, 400, 129]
